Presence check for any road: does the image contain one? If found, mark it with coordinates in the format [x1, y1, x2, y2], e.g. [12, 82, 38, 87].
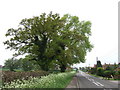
[76, 71, 119, 89]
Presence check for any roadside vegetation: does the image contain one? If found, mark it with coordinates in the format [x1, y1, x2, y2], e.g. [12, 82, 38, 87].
[80, 61, 120, 80]
[2, 70, 49, 84]
[2, 71, 76, 88]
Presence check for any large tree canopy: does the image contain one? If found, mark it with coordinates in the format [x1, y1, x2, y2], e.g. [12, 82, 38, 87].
[4, 12, 93, 72]
[54, 14, 93, 72]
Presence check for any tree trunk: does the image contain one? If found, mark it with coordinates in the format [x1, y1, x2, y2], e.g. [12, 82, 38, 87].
[60, 64, 66, 72]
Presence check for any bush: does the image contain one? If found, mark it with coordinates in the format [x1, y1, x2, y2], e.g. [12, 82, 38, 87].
[2, 70, 49, 84]
[89, 68, 97, 74]
[102, 70, 112, 79]
[113, 75, 120, 80]
[96, 67, 104, 76]
[114, 70, 120, 76]
[113, 71, 120, 80]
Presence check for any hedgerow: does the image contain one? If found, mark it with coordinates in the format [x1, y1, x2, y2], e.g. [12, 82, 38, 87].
[2, 71, 76, 88]
[2, 70, 49, 84]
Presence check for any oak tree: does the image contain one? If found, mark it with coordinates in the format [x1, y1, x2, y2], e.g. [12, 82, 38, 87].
[4, 12, 93, 72]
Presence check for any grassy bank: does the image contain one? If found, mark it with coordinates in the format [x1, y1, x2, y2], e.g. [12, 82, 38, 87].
[3, 71, 76, 88]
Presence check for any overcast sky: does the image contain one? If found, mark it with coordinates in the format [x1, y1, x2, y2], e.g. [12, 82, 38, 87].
[0, 0, 119, 67]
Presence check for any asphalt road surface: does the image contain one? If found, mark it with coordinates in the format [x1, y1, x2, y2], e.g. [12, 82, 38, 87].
[76, 71, 119, 89]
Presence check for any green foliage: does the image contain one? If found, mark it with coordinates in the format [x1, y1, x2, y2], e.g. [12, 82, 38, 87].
[103, 70, 111, 75]
[46, 14, 93, 72]
[113, 63, 118, 69]
[4, 56, 41, 71]
[89, 63, 120, 80]
[89, 68, 97, 74]
[96, 67, 104, 76]
[114, 70, 120, 80]
[103, 70, 112, 79]
[19, 56, 41, 71]
[115, 70, 120, 75]
[20, 58, 34, 71]
[4, 58, 19, 71]
[105, 65, 112, 71]
[4, 12, 93, 72]
[4, 12, 63, 71]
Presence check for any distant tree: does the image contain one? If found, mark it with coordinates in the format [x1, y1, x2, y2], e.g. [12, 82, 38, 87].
[89, 67, 97, 74]
[19, 56, 41, 71]
[105, 65, 111, 70]
[113, 63, 118, 69]
[20, 59, 34, 71]
[4, 58, 19, 71]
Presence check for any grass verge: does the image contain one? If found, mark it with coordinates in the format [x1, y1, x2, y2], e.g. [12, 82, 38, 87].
[2, 71, 76, 88]
[89, 73, 119, 80]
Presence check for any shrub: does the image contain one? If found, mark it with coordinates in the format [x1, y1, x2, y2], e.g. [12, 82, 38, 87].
[2, 70, 49, 84]
[113, 75, 120, 80]
[113, 71, 120, 80]
[96, 67, 104, 76]
[102, 70, 112, 79]
[89, 68, 97, 74]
